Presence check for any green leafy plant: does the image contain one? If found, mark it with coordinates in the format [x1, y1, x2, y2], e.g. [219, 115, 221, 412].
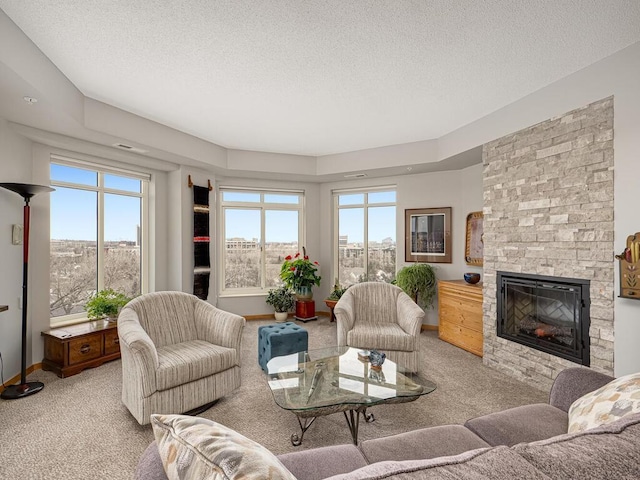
[395, 263, 437, 308]
[327, 279, 349, 301]
[85, 288, 132, 320]
[265, 285, 296, 313]
[280, 248, 321, 291]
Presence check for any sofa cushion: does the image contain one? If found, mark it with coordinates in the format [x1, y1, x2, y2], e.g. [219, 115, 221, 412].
[464, 403, 568, 447]
[347, 323, 415, 352]
[513, 412, 640, 479]
[135, 441, 168, 480]
[567, 372, 640, 433]
[150, 414, 296, 480]
[278, 444, 368, 480]
[360, 425, 490, 463]
[156, 340, 237, 390]
[324, 446, 550, 480]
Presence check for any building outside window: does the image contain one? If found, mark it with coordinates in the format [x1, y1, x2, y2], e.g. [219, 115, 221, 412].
[220, 187, 304, 294]
[333, 188, 396, 286]
[49, 156, 148, 325]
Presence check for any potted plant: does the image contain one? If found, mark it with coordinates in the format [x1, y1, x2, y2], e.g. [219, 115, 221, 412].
[265, 285, 295, 321]
[395, 263, 437, 309]
[85, 288, 132, 321]
[280, 247, 321, 299]
[325, 280, 349, 322]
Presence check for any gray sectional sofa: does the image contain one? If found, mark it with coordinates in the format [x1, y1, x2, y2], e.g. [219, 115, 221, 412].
[137, 368, 640, 479]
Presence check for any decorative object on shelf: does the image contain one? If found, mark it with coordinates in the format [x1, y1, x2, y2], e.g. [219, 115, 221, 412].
[280, 247, 321, 300]
[615, 232, 640, 300]
[0, 182, 54, 399]
[189, 178, 212, 300]
[463, 272, 481, 285]
[85, 288, 132, 320]
[265, 285, 295, 322]
[395, 263, 437, 308]
[464, 211, 484, 266]
[368, 350, 386, 369]
[405, 207, 452, 263]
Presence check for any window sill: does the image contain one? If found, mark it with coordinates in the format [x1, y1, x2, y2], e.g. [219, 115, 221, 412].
[49, 316, 93, 328]
[217, 291, 268, 299]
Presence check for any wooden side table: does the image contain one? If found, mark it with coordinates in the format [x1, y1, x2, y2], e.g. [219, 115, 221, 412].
[42, 319, 121, 378]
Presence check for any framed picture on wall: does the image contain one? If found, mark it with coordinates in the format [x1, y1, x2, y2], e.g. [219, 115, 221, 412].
[465, 211, 484, 266]
[405, 207, 452, 263]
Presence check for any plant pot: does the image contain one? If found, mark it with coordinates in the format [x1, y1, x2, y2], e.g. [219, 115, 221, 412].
[274, 311, 289, 322]
[295, 286, 313, 301]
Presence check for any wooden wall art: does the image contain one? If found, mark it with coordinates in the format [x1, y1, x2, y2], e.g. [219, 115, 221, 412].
[465, 211, 484, 266]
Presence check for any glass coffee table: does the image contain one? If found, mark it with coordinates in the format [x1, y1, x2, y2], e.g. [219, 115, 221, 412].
[266, 346, 436, 445]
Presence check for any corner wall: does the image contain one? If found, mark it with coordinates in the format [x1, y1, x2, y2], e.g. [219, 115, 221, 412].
[482, 98, 615, 390]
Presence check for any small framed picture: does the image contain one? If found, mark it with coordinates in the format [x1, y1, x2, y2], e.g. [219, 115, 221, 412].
[405, 207, 452, 263]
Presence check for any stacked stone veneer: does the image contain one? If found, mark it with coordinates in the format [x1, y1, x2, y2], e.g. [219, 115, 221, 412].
[482, 97, 614, 391]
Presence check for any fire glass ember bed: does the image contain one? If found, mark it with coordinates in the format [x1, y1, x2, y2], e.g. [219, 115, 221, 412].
[497, 271, 590, 366]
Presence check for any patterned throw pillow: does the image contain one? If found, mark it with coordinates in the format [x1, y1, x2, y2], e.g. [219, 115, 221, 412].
[568, 372, 640, 433]
[150, 414, 297, 480]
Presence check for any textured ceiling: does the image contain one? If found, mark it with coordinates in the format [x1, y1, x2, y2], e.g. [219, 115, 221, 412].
[1, 1, 639, 156]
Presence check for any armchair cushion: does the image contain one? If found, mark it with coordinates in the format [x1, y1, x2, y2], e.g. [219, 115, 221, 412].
[348, 323, 417, 352]
[156, 340, 238, 391]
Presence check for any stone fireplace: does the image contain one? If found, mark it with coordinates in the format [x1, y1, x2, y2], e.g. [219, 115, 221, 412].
[483, 97, 614, 390]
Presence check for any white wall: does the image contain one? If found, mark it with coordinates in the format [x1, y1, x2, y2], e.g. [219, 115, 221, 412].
[318, 163, 483, 325]
[0, 127, 173, 379]
[436, 42, 640, 376]
[0, 119, 34, 379]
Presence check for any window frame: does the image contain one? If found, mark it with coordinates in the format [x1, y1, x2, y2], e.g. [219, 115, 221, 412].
[332, 186, 397, 285]
[49, 155, 150, 326]
[218, 186, 305, 296]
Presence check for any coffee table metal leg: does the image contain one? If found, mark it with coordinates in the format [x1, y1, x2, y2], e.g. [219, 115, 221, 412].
[362, 408, 375, 423]
[291, 415, 317, 446]
[343, 410, 361, 444]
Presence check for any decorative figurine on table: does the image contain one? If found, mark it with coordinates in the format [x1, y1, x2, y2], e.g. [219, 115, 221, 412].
[368, 350, 386, 370]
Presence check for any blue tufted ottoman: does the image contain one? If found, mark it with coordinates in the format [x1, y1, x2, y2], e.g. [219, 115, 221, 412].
[258, 322, 308, 373]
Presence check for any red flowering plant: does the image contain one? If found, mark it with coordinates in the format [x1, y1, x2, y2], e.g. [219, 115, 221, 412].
[280, 247, 321, 292]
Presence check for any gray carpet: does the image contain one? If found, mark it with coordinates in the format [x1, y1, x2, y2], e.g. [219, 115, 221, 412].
[0, 318, 547, 479]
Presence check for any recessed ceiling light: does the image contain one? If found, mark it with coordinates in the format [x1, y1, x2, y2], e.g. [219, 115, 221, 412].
[23, 96, 38, 105]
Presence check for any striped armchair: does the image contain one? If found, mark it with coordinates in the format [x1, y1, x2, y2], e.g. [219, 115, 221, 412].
[335, 282, 424, 372]
[118, 291, 245, 425]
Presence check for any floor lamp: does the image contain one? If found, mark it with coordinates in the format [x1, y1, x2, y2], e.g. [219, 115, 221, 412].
[0, 182, 54, 400]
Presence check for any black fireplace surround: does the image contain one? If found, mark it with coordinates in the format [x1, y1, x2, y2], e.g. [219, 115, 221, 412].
[497, 271, 590, 366]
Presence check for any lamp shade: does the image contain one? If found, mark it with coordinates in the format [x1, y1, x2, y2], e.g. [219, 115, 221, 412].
[0, 183, 54, 199]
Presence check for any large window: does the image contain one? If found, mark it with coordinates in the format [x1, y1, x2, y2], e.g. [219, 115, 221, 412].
[50, 157, 148, 324]
[220, 188, 303, 294]
[334, 188, 396, 286]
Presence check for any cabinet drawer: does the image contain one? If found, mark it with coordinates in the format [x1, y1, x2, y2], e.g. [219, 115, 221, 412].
[439, 300, 483, 332]
[439, 321, 483, 357]
[68, 335, 102, 365]
[104, 330, 120, 355]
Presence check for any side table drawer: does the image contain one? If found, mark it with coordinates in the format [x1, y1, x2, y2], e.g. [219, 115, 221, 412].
[104, 330, 120, 355]
[68, 335, 102, 365]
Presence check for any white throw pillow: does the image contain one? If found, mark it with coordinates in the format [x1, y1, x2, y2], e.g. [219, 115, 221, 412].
[150, 414, 297, 480]
[568, 372, 640, 433]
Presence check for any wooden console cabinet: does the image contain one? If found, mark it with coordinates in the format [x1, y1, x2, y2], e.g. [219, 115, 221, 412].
[42, 319, 121, 378]
[438, 280, 484, 357]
